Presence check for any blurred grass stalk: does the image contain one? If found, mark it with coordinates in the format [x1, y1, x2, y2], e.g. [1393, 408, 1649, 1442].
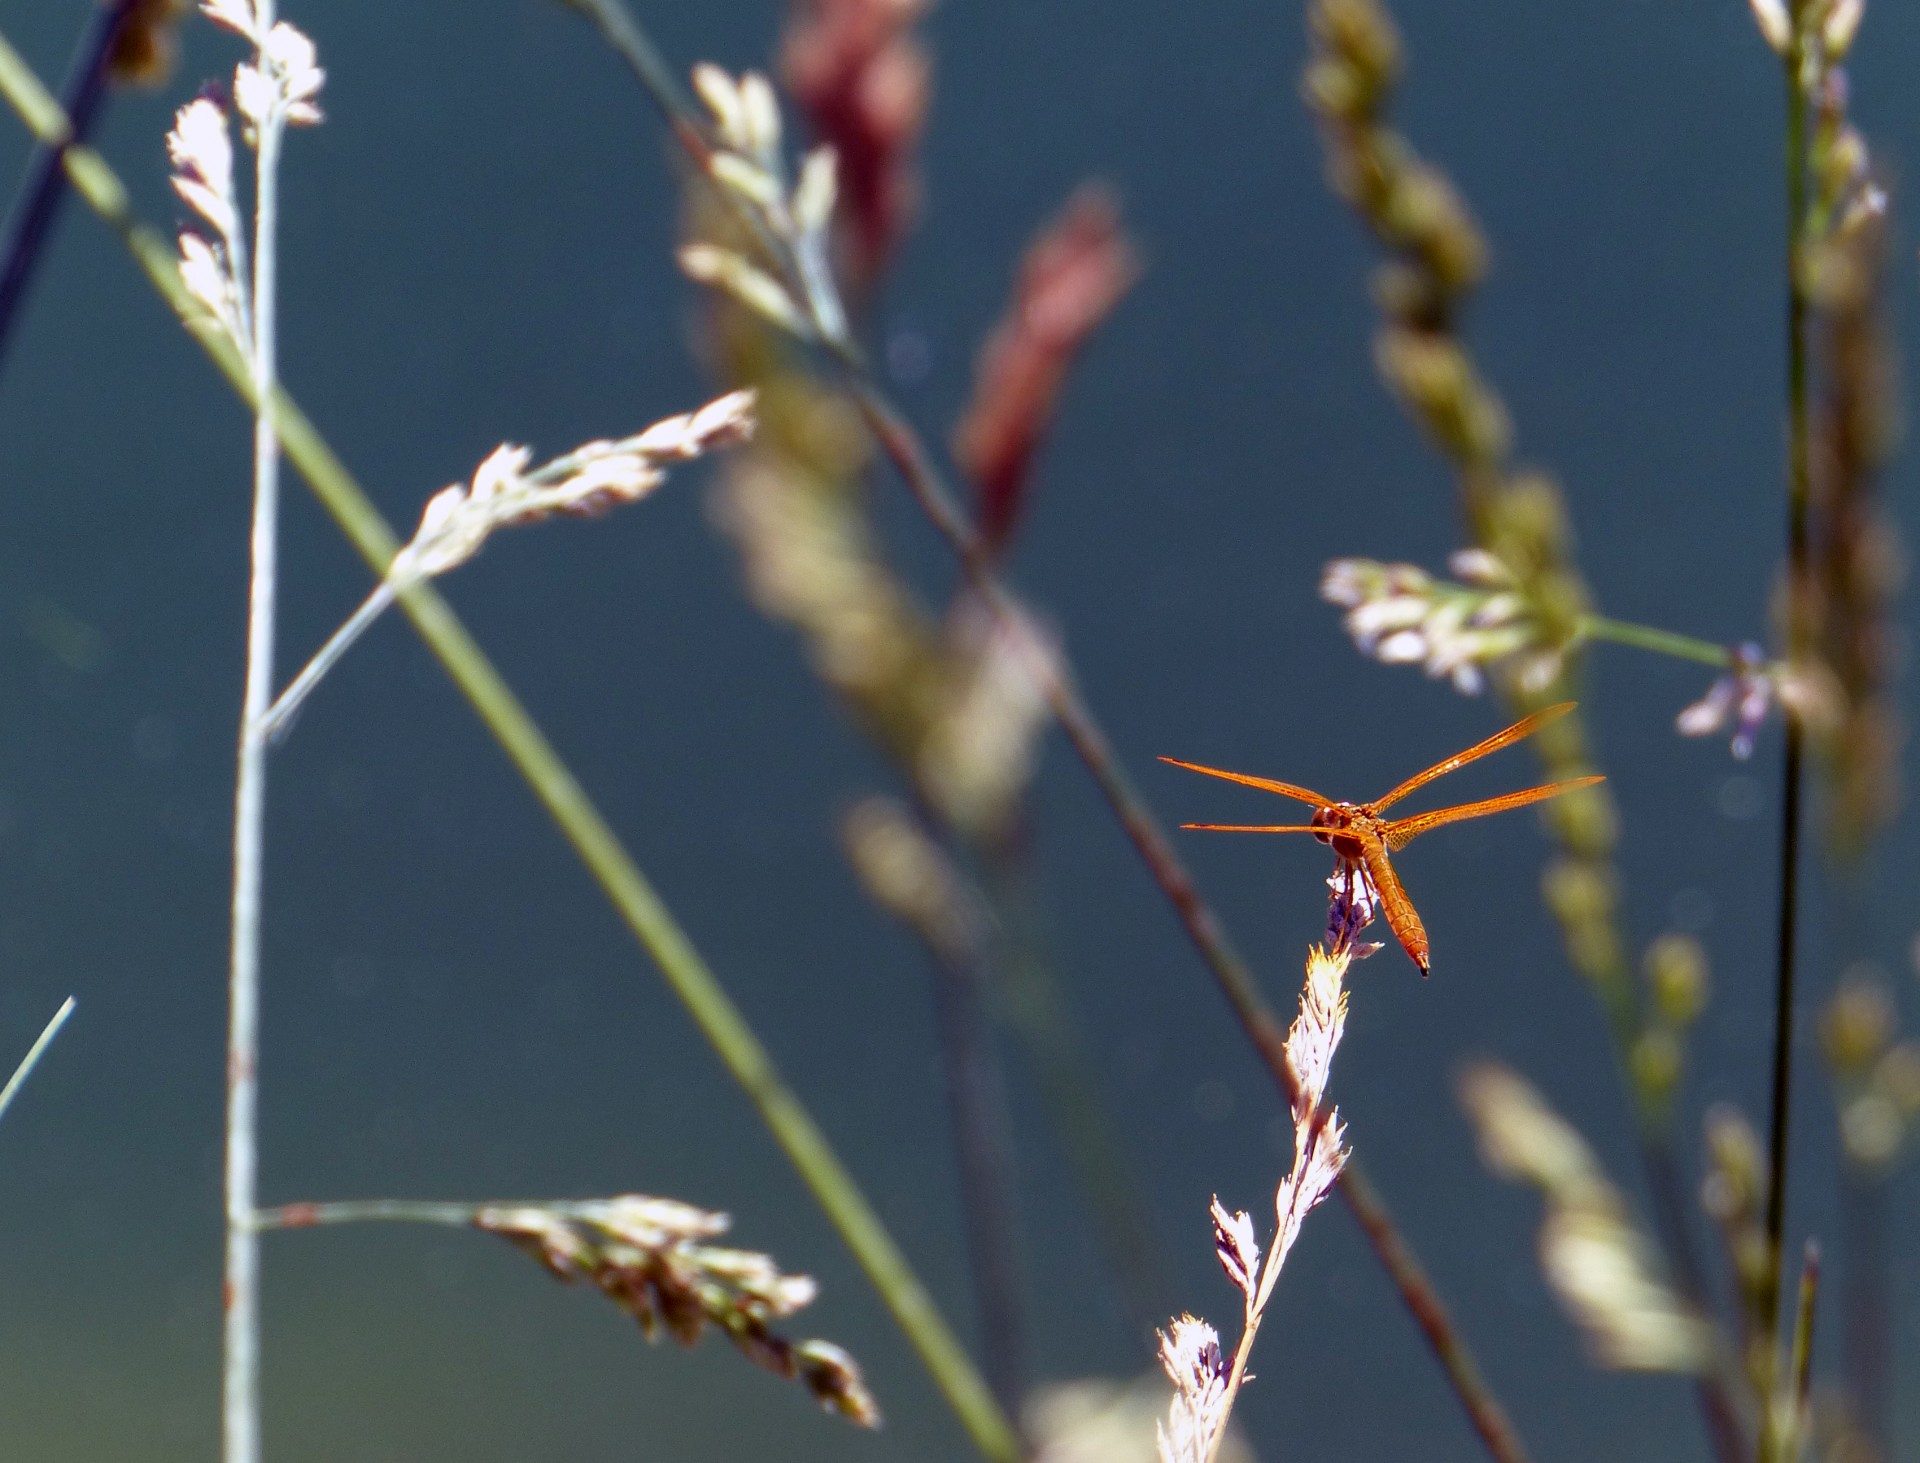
[571, 3, 1534, 1455]
[0, 31, 1020, 1461]
[0, 998, 75, 1129]
[0, 0, 175, 379]
[1760, 2, 1815, 1429]
[1300, 1, 1745, 1455]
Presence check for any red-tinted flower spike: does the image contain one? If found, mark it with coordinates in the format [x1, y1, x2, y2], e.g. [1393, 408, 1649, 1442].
[779, 0, 931, 289]
[953, 186, 1140, 555]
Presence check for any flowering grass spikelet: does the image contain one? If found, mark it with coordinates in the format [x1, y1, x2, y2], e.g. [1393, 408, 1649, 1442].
[389, 390, 756, 585]
[167, 95, 250, 356]
[475, 1193, 880, 1427]
[1460, 1062, 1712, 1372]
[680, 64, 847, 344]
[257, 392, 756, 740]
[1154, 1316, 1227, 1463]
[1155, 944, 1353, 1463]
[1321, 550, 1560, 695]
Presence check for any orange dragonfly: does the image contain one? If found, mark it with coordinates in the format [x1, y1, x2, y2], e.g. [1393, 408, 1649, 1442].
[1161, 702, 1603, 975]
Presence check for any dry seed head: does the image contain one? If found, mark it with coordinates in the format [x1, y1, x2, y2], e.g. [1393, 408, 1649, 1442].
[1840, 1092, 1902, 1167]
[840, 797, 980, 969]
[1463, 1063, 1710, 1372]
[1824, 0, 1866, 57]
[1538, 1208, 1713, 1371]
[388, 392, 754, 585]
[1154, 1316, 1227, 1463]
[1876, 1043, 1920, 1114]
[1700, 1104, 1763, 1221]
[1644, 934, 1709, 1026]
[474, 1194, 879, 1427]
[1822, 964, 1895, 1076]
[1209, 1197, 1260, 1305]
[1747, 0, 1791, 53]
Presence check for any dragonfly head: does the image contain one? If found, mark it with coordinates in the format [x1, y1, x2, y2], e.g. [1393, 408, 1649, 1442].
[1310, 803, 1365, 860]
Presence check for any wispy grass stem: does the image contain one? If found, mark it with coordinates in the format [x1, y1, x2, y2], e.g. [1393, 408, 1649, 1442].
[225, 6, 286, 1460]
[0, 996, 75, 1127]
[1578, 616, 1738, 669]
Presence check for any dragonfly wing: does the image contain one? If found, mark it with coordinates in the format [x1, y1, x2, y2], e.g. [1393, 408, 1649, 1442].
[1158, 757, 1333, 808]
[1382, 775, 1605, 850]
[1357, 836, 1430, 975]
[1180, 823, 1323, 833]
[1370, 702, 1577, 812]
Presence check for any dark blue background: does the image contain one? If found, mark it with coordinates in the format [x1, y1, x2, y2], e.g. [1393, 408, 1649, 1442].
[0, 1, 1914, 1458]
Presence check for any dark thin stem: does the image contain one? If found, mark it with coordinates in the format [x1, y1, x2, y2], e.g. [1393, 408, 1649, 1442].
[984, 835, 1173, 1337]
[1763, 5, 1812, 1385]
[564, 7, 1532, 1458]
[924, 898, 1029, 1420]
[1643, 1141, 1750, 1462]
[0, 0, 136, 381]
[1841, 1171, 1887, 1450]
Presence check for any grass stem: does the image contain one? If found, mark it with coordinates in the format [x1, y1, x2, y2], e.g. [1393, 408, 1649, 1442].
[0, 996, 75, 1127]
[1763, 4, 1813, 1408]
[1577, 615, 1735, 668]
[225, 10, 286, 1461]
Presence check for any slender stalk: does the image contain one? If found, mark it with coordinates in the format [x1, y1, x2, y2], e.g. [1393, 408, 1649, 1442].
[0, 48, 1018, 1455]
[924, 915, 1028, 1416]
[1762, 4, 1813, 1398]
[1841, 1170, 1887, 1450]
[0, 0, 137, 381]
[1789, 1243, 1819, 1439]
[256, 1197, 480, 1229]
[1577, 615, 1735, 669]
[983, 841, 1172, 1336]
[1204, 1103, 1340, 1463]
[560, 7, 1530, 1457]
[225, 9, 285, 1460]
[0, 996, 75, 1126]
[259, 580, 395, 740]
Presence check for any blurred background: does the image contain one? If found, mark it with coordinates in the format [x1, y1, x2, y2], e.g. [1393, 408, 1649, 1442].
[0, 0, 1915, 1458]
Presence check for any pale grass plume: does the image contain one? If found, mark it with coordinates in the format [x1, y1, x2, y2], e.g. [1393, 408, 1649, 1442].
[1460, 1062, 1713, 1372]
[1156, 944, 1352, 1463]
[478, 1195, 878, 1426]
[167, 95, 249, 357]
[679, 64, 847, 342]
[257, 391, 756, 739]
[391, 389, 757, 583]
[166, 13, 325, 361]
[1321, 549, 1561, 695]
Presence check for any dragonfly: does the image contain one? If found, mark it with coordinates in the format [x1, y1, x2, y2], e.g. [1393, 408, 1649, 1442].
[1161, 702, 1604, 975]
